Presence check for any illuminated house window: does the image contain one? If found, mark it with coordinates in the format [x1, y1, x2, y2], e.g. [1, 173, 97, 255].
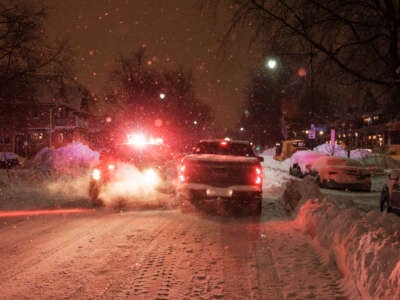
[363, 117, 372, 124]
[58, 133, 64, 143]
[31, 132, 44, 141]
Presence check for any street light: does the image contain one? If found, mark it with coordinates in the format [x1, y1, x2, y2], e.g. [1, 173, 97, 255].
[159, 93, 166, 100]
[265, 58, 277, 70]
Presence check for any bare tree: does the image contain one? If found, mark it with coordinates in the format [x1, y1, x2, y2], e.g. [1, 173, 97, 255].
[0, 1, 73, 101]
[104, 47, 213, 146]
[203, 0, 400, 112]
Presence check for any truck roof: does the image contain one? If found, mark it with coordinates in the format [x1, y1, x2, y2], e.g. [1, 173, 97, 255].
[199, 139, 252, 145]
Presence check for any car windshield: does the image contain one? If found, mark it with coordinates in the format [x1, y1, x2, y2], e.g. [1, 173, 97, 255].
[193, 141, 255, 157]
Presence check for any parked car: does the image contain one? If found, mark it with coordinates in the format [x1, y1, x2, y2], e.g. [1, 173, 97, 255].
[289, 150, 328, 178]
[177, 139, 264, 215]
[0, 152, 20, 169]
[311, 156, 372, 191]
[380, 170, 400, 212]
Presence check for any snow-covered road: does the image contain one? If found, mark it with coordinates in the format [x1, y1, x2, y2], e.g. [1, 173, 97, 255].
[0, 207, 349, 299]
[0, 151, 399, 299]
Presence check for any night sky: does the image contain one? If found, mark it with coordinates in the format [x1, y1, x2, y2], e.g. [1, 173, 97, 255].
[46, 0, 263, 130]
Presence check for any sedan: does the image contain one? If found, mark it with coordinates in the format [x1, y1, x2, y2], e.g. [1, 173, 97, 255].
[311, 156, 372, 191]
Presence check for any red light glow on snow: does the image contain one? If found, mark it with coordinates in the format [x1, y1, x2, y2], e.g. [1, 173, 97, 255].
[0, 208, 93, 218]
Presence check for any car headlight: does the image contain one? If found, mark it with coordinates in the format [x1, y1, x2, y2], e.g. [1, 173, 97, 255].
[143, 168, 160, 186]
[91, 168, 101, 181]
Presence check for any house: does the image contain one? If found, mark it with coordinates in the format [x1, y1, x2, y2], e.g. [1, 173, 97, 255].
[357, 112, 400, 148]
[0, 101, 91, 157]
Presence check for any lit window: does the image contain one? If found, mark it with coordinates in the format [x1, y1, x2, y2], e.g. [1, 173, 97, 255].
[31, 132, 44, 141]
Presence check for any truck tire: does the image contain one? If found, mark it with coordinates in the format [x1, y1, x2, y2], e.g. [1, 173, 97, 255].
[380, 186, 391, 212]
[254, 199, 262, 216]
[290, 164, 303, 178]
[178, 192, 198, 213]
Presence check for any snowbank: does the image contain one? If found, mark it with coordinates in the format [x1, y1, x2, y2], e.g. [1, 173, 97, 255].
[260, 154, 293, 197]
[289, 150, 327, 174]
[281, 177, 400, 299]
[25, 142, 99, 172]
[260, 147, 276, 156]
[314, 143, 374, 159]
[295, 199, 400, 299]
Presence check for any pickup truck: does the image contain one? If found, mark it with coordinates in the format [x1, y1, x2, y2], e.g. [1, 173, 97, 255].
[177, 139, 264, 215]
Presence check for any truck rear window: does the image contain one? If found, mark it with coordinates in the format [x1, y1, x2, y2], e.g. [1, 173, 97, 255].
[194, 141, 255, 157]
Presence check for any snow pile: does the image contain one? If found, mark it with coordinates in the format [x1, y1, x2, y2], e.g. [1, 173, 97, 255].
[261, 152, 291, 173]
[25, 142, 99, 172]
[289, 150, 327, 173]
[294, 195, 400, 299]
[279, 177, 400, 298]
[281, 177, 321, 213]
[260, 147, 276, 156]
[260, 154, 293, 196]
[314, 143, 374, 159]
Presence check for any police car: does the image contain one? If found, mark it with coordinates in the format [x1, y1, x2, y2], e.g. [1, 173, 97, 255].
[89, 133, 175, 206]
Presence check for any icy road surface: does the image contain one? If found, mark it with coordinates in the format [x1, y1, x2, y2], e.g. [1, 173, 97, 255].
[0, 204, 351, 299]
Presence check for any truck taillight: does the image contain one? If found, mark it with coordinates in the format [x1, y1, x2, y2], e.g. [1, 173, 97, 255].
[179, 165, 186, 182]
[255, 166, 263, 185]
